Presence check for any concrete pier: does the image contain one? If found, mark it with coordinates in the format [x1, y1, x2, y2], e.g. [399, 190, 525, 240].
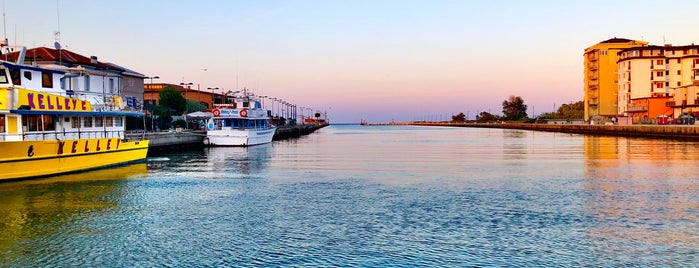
[127, 124, 329, 155]
[273, 123, 328, 140]
[410, 122, 699, 140]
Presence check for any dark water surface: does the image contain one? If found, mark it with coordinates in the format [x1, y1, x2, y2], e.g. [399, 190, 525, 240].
[1, 125, 699, 267]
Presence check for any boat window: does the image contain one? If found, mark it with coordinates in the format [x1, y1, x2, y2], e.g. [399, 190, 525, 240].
[243, 101, 249, 108]
[83, 117, 93, 128]
[95, 116, 103, 127]
[0, 114, 5, 133]
[42, 72, 53, 88]
[71, 117, 80, 128]
[114, 117, 123, 127]
[84, 76, 90, 91]
[42, 115, 55, 131]
[23, 71, 31, 80]
[105, 116, 113, 127]
[0, 69, 7, 83]
[22, 115, 40, 132]
[9, 67, 20, 85]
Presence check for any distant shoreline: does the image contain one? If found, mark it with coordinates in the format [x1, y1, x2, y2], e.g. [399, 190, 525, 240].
[405, 122, 699, 140]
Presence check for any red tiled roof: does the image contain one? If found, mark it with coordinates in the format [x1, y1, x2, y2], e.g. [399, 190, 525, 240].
[3, 47, 125, 71]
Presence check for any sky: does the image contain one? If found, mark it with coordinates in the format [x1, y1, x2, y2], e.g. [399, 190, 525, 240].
[5, 0, 699, 123]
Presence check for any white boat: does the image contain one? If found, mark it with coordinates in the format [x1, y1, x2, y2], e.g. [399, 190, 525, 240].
[204, 92, 276, 146]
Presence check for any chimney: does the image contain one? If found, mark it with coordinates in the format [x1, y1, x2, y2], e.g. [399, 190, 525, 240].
[90, 56, 98, 64]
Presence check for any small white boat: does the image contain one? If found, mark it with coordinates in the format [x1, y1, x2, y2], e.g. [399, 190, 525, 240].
[204, 92, 276, 146]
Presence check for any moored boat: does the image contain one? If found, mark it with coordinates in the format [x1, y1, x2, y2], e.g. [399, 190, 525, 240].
[0, 44, 149, 181]
[204, 90, 276, 146]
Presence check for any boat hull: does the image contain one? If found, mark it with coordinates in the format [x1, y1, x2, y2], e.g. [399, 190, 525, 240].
[0, 138, 149, 181]
[207, 128, 275, 146]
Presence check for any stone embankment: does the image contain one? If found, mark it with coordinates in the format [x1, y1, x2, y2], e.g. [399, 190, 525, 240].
[410, 122, 699, 140]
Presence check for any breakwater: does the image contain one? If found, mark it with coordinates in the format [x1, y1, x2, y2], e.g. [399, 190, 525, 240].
[410, 122, 699, 140]
[274, 123, 328, 140]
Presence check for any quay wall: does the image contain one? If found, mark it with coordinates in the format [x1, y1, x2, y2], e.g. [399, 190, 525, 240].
[126, 124, 328, 155]
[274, 123, 328, 140]
[410, 122, 699, 140]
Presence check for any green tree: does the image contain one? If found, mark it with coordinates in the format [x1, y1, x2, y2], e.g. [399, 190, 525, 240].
[476, 111, 500, 121]
[186, 100, 207, 113]
[452, 112, 466, 122]
[502, 95, 528, 121]
[158, 86, 186, 114]
[557, 101, 584, 119]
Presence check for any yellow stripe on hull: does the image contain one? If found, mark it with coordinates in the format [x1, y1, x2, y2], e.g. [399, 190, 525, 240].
[0, 138, 149, 181]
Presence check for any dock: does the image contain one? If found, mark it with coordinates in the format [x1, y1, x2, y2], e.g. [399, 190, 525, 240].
[129, 123, 329, 155]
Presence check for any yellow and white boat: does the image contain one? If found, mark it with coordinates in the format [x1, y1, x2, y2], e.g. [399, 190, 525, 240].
[0, 46, 148, 181]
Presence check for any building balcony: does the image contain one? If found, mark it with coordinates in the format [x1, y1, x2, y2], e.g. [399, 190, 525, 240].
[626, 105, 647, 112]
[650, 64, 666, 70]
[651, 76, 666, 82]
[667, 99, 699, 107]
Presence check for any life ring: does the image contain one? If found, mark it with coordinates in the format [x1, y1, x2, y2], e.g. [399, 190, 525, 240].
[212, 108, 221, 117]
[239, 109, 248, 117]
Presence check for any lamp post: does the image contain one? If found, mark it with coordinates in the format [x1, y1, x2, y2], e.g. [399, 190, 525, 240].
[179, 82, 193, 129]
[207, 87, 219, 107]
[146, 76, 160, 84]
[180, 82, 193, 99]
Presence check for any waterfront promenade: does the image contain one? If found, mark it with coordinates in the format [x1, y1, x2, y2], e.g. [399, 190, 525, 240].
[409, 122, 699, 140]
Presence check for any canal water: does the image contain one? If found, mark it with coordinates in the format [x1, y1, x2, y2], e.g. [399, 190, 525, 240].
[1, 125, 699, 267]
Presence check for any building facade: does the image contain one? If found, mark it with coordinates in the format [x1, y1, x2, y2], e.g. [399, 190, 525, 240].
[617, 44, 699, 123]
[583, 38, 648, 121]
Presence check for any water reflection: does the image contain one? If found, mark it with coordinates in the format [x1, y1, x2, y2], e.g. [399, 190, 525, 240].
[583, 136, 699, 263]
[205, 144, 272, 177]
[0, 163, 147, 264]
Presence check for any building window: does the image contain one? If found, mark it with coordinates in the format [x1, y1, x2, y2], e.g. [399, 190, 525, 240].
[85, 76, 90, 92]
[678, 70, 681, 75]
[678, 59, 681, 64]
[657, 83, 664, 89]
[109, 78, 115, 93]
[657, 60, 663, 65]
[678, 81, 681, 86]
[41, 72, 53, 88]
[657, 71, 664, 77]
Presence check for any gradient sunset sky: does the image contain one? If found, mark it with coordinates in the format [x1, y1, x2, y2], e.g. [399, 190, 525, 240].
[6, 0, 699, 123]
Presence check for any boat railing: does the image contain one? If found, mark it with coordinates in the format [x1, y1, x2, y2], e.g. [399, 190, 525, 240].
[1, 130, 127, 141]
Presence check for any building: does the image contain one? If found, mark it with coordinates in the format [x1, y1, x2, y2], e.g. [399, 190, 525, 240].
[584, 38, 648, 121]
[144, 83, 223, 111]
[617, 44, 699, 123]
[5, 47, 144, 110]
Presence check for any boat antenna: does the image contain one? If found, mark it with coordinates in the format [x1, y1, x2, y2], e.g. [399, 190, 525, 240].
[2, 0, 7, 45]
[55, 0, 62, 65]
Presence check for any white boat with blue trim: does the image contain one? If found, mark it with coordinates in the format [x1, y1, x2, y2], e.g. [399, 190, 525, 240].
[204, 94, 276, 146]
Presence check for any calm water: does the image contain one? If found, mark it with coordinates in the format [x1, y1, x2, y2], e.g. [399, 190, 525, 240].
[1, 125, 699, 267]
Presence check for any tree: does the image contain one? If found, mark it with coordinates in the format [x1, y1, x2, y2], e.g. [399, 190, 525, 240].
[186, 100, 207, 113]
[158, 86, 186, 115]
[557, 101, 584, 119]
[452, 112, 466, 122]
[476, 111, 500, 121]
[502, 95, 528, 121]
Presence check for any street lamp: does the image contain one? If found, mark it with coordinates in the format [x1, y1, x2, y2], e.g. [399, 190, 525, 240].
[145, 76, 160, 84]
[180, 82, 193, 99]
[207, 87, 219, 106]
